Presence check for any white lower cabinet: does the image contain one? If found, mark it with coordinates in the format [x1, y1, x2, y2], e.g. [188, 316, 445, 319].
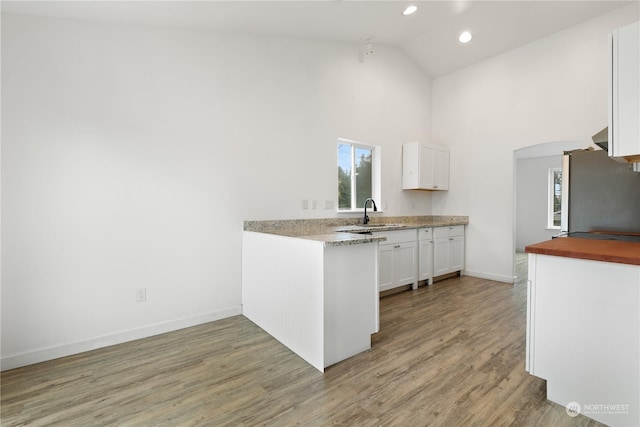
[378, 244, 394, 290]
[375, 225, 465, 293]
[433, 226, 465, 277]
[373, 229, 417, 292]
[526, 253, 639, 427]
[242, 231, 378, 372]
[418, 228, 434, 284]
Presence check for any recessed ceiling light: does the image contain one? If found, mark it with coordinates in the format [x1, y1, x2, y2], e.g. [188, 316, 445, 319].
[403, 5, 418, 16]
[459, 31, 473, 43]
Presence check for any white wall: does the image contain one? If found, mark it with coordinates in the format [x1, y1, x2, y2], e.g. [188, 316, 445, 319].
[431, 4, 639, 282]
[1, 13, 433, 368]
[515, 155, 562, 252]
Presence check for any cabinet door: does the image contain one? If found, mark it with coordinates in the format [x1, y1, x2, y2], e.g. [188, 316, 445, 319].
[403, 142, 450, 190]
[378, 244, 394, 291]
[419, 143, 436, 188]
[611, 22, 640, 158]
[418, 238, 433, 281]
[433, 237, 450, 276]
[433, 148, 450, 190]
[394, 241, 416, 286]
[449, 235, 465, 272]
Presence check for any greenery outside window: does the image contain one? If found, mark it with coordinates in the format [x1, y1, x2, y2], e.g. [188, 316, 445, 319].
[337, 139, 381, 211]
[548, 167, 562, 229]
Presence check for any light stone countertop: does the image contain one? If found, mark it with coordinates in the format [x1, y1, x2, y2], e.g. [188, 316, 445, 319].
[243, 215, 468, 247]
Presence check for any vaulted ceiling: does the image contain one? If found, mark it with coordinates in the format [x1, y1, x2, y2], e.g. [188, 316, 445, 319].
[2, 1, 634, 78]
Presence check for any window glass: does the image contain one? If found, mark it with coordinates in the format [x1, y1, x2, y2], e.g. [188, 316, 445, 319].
[338, 143, 352, 210]
[354, 146, 372, 207]
[337, 140, 379, 211]
[549, 168, 562, 228]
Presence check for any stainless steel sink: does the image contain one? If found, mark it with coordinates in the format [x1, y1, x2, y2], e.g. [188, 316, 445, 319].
[335, 224, 402, 233]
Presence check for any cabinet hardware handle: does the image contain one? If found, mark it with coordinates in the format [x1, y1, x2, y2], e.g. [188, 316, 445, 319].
[449, 238, 454, 241]
[395, 245, 400, 248]
[433, 185, 439, 188]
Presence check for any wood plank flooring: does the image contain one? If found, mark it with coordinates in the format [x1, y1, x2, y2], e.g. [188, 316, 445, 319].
[1, 275, 604, 426]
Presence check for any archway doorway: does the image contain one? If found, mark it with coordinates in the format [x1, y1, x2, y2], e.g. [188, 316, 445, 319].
[512, 140, 590, 284]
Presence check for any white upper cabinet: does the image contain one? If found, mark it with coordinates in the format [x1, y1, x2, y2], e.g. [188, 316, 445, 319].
[402, 141, 450, 190]
[609, 21, 640, 159]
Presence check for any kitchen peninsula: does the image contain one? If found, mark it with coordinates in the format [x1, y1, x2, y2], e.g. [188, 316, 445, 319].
[525, 236, 640, 427]
[242, 215, 467, 372]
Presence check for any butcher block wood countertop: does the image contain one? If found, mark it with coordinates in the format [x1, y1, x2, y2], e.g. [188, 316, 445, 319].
[525, 237, 640, 266]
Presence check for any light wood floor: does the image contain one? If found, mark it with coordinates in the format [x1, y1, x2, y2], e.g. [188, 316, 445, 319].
[515, 251, 528, 286]
[1, 275, 604, 426]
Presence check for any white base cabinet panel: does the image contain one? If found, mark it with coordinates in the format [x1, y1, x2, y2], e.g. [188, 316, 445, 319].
[242, 231, 378, 372]
[373, 229, 417, 292]
[527, 254, 640, 427]
[377, 244, 394, 291]
[323, 243, 379, 367]
[418, 228, 434, 284]
[376, 225, 465, 293]
[433, 226, 465, 277]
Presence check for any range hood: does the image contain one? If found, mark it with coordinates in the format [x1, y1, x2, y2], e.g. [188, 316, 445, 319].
[592, 127, 608, 151]
[593, 126, 640, 171]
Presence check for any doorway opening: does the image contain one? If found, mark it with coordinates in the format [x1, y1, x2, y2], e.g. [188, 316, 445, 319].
[513, 140, 589, 284]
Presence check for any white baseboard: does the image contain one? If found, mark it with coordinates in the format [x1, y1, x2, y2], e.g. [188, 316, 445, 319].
[464, 269, 515, 284]
[1, 305, 242, 371]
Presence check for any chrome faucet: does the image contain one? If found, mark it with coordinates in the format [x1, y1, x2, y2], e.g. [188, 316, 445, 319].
[363, 198, 377, 224]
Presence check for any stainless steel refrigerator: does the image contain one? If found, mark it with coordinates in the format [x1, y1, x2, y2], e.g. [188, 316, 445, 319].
[561, 148, 640, 234]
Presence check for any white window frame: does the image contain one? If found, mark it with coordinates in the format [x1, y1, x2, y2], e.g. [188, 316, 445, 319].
[337, 138, 381, 212]
[547, 167, 562, 230]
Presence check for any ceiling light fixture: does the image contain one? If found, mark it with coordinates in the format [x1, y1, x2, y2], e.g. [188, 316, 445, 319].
[358, 38, 374, 63]
[459, 31, 473, 43]
[403, 5, 418, 16]
[363, 38, 374, 56]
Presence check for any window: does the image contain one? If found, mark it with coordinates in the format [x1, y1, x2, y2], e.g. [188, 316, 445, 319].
[337, 139, 380, 211]
[548, 167, 562, 229]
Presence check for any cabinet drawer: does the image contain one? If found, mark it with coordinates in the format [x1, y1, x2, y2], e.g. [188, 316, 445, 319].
[372, 229, 417, 245]
[418, 227, 433, 241]
[433, 225, 464, 238]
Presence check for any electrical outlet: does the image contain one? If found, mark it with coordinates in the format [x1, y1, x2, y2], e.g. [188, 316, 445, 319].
[325, 200, 335, 210]
[312, 200, 317, 210]
[136, 288, 147, 302]
[302, 200, 309, 210]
